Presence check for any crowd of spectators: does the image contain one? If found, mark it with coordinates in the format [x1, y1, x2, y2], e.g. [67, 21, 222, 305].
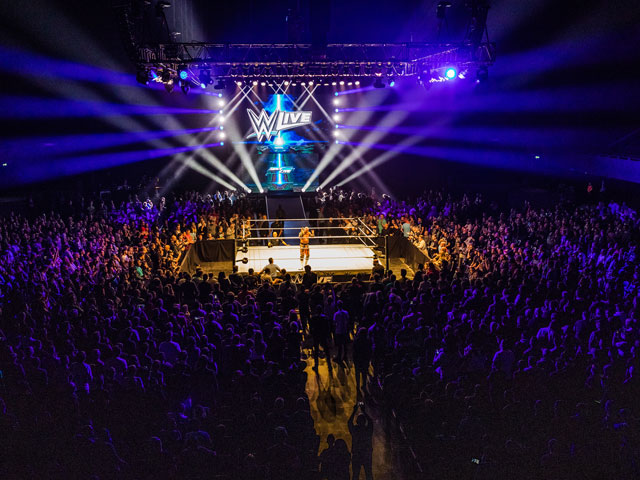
[359, 191, 640, 479]
[2, 180, 640, 479]
[0, 188, 318, 479]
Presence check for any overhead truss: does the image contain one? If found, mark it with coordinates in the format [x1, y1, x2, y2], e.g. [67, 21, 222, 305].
[134, 42, 495, 78]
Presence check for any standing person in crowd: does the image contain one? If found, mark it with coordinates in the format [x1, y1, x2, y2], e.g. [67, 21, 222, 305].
[261, 257, 281, 278]
[319, 434, 337, 479]
[310, 304, 333, 373]
[333, 300, 350, 364]
[353, 328, 372, 393]
[333, 439, 352, 480]
[348, 403, 374, 480]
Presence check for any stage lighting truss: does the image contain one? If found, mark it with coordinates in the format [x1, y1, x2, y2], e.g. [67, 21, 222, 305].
[131, 43, 495, 81]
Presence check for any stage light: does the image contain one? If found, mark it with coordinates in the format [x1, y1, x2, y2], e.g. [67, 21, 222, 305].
[236, 81, 243, 86]
[178, 65, 188, 80]
[219, 132, 226, 140]
[161, 69, 172, 83]
[445, 67, 457, 79]
[334, 108, 339, 113]
[332, 81, 337, 86]
[334, 140, 339, 144]
[200, 83, 206, 89]
[389, 78, 396, 87]
[284, 80, 290, 86]
[218, 99, 225, 107]
[260, 81, 266, 86]
[214, 79, 225, 90]
[334, 92, 339, 96]
[308, 80, 314, 85]
[301, 82, 306, 86]
[347, 81, 353, 86]
[373, 77, 385, 88]
[335, 124, 339, 128]
[253, 80, 258, 86]
[156, 1, 171, 17]
[437, 1, 452, 19]
[220, 141, 225, 146]
[339, 80, 345, 85]
[199, 69, 212, 86]
[136, 68, 150, 85]
[333, 114, 340, 121]
[220, 125, 224, 130]
[476, 66, 488, 83]
[355, 80, 360, 85]
[333, 98, 340, 105]
[333, 130, 340, 137]
[218, 116, 225, 123]
[274, 136, 285, 146]
[291, 82, 297, 86]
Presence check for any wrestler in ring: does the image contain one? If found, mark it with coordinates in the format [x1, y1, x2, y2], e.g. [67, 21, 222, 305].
[299, 226, 314, 265]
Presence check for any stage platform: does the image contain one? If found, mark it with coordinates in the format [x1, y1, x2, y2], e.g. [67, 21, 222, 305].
[236, 244, 377, 275]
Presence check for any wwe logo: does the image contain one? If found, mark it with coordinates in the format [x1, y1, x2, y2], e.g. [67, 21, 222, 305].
[247, 107, 312, 142]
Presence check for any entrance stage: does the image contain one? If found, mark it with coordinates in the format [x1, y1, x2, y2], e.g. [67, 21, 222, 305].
[236, 244, 377, 275]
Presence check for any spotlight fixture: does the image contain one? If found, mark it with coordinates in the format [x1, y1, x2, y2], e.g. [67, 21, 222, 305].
[155, 1, 171, 17]
[347, 81, 353, 86]
[178, 65, 188, 80]
[218, 99, 225, 107]
[199, 69, 212, 86]
[388, 78, 396, 87]
[333, 114, 340, 121]
[219, 132, 226, 140]
[260, 81, 266, 86]
[236, 80, 243, 86]
[476, 66, 488, 83]
[308, 80, 314, 85]
[331, 81, 337, 86]
[333, 98, 340, 105]
[436, 1, 452, 19]
[355, 80, 360, 85]
[301, 82, 306, 86]
[284, 80, 290, 86]
[214, 78, 225, 90]
[373, 77, 385, 88]
[253, 80, 258, 86]
[136, 68, 151, 85]
[445, 67, 457, 79]
[161, 69, 172, 83]
[339, 80, 345, 85]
